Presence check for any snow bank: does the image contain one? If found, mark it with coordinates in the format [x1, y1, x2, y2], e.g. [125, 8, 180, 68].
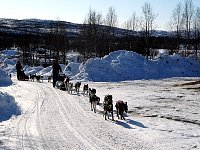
[1, 49, 200, 82]
[63, 62, 80, 78]
[1, 49, 18, 58]
[74, 50, 200, 82]
[0, 69, 12, 87]
[24, 66, 44, 76]
[155, 54, 200, 78]
[0, 91, 21, 121]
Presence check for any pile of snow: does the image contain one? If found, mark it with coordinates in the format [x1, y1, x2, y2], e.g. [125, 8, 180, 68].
[37, 66, 53, 78]
[0, 69, 12, 87]
[0, 49, 18, 58]
[74, 50, 200, 82]
[3, 58, 17, 66]
[24, 66, 44, 76]
[0, 91, 21, 121]
[63, 62, 80, 77]
[155, 54, 200, 78]
[1, 49, 200, 82]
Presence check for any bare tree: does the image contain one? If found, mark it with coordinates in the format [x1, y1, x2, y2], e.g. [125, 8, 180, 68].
[141, 2, 157, 58]
[170, 2, 183, 51]
[81, 7, 104, 58]
[193, 6, 200, 59]
[105, 6, 118, 28]
[182, 0, 194, 56]
[122, 12, 138, 50]
[123, 12, 138, 31]
[104, 6, 118, 53]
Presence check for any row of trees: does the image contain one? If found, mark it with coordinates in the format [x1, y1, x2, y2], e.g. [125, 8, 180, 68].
[169, 0, 200, 57]
[79, 3, 158, 59]
[123, 0, 200, 58]
[80, 0, 200, 59]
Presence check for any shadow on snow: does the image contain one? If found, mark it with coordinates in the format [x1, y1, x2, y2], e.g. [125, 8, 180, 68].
[115, 118, 147, 129]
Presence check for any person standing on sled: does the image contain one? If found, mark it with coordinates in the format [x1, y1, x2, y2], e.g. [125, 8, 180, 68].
[16, 61, 22, 80]
[52, 59, 62, 87]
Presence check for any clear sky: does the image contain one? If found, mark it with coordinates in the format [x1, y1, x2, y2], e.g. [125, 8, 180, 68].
[0, 0, 200, 30]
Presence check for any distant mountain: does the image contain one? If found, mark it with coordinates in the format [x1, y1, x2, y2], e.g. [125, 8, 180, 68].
[0, 18, 84, 37]
[0, 18, 172, 37]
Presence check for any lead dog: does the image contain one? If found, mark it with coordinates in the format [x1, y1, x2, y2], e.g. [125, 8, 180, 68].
[115, 100, 128, 120]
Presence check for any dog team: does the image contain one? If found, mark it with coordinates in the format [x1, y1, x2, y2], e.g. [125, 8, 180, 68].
[62, 77, 128, 121]
[20, 73, 128, 121]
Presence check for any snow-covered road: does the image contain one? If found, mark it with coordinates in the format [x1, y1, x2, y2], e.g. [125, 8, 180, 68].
[1, 78, 200, 150]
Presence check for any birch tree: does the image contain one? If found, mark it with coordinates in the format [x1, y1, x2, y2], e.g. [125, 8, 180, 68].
[141, 2, 157, 58]
[170, 2, 183, 51]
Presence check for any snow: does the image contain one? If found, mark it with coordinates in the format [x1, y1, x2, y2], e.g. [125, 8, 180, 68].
[0, 49, 18, 59]
[0, 91, 21, 121]
[0, 69, 12, 87]
[75, 50, 200, 81]
[0, 49, 200, 149]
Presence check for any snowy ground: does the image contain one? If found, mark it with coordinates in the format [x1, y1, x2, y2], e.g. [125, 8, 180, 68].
[0, 76, 200, 150]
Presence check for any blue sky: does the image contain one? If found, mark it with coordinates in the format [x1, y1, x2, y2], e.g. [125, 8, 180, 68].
[0, 0, 200, 30]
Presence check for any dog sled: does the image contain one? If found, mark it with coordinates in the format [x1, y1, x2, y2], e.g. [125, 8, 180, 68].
[19, 70, 29, 81]
[55, 73, 66, 90]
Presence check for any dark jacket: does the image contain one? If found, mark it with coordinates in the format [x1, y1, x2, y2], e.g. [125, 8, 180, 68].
[52, 62, 62, 75]
[16, 62, 22, 72]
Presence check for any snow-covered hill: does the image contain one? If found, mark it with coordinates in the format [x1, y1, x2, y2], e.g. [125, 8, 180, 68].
[0, 18, 172, 37]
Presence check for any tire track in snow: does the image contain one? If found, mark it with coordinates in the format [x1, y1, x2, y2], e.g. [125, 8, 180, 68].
[4, 82, 42, 150]
[36, 84, 91, 149]
[50, 86, 100, 150]
[36, 85, 71, 149]
[35, 88, 50, 149]
[21, 83, 50, 150]
[17, 83, 50, 150]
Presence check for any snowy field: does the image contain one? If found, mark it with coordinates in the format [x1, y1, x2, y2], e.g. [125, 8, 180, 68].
[0, 49, 200, 149]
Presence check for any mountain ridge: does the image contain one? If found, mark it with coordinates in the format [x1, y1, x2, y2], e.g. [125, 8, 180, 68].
[0, 18, 171, 37]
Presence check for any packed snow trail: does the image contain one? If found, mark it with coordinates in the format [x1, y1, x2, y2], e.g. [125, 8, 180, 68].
[2, 79, 153, 150]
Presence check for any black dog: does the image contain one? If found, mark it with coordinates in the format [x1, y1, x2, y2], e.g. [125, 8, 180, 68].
[30, 74, 36, 81]
[48, 76, 52, 82]
[83, 84, 89, 95]
[75, 82, 81, 93]
[115, 100, 128, 120]
[89, 94, 100, 113]
[35, 75, 43, 82]
[103, 95, 114, 121]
